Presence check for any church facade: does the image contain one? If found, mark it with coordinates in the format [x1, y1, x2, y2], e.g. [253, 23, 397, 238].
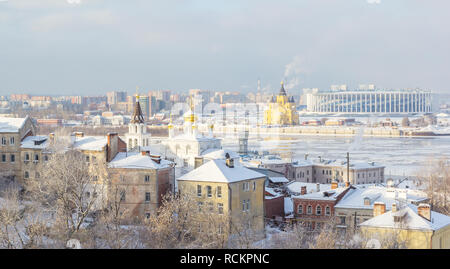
[264, 82, 299, 126]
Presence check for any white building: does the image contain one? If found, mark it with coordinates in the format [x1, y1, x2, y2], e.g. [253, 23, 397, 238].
[161, 108, 221, 169]
[306, 88, 433, 114]
[125, 96, 152, 151]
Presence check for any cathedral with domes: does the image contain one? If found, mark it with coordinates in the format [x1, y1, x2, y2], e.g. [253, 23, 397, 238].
[264, 82, 299, 126]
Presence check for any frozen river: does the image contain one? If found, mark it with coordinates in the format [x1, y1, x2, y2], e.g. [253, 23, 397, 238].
[221, 134, 450, 177]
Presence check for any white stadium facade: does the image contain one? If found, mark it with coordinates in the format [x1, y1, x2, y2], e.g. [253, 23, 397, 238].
[305, 86, 433, 114]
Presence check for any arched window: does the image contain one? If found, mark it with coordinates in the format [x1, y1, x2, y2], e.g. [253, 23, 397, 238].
[307, 205, 312, 215]
[135, 125, 138, 133]
[134, 139, 138, 148]
[297, 205, 303, 214]
[325, 206, 331, 216]
[316, 205, 322, 215]
[25, 153, 30, 161]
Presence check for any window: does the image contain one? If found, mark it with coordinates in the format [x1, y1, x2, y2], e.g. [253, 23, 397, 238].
[298, 205, 303, 214]
[86, 156, 90, 162]
[218, 203, 223, 214]
[207, 186, 212, 198]
[197, 185, 202, 197]
[1, 137, 6, 145]
[34, 154, 39, 161]
[10, 137, 14, 145]
[208, 202, 213, 212]
[253, 181, 256, 191]
[120, 190, 126, 202]
[10, 154, 15, 163]
[247, 199, 250, 211]
[322, 170, 324, 175]
[325, 206, 331, 216]
[217, 186, 222, 198]
[144, 175, 150, 182]
[24, 171, 29, 179]
[339, 216, 346, 225]
[1, 154, 5, 162]
[25, 153, 30, 161]
[242, 182, 249, 191]
[198, 202, 203, 212]
[145, 192, 151, 202]
[316, 205, 322, 215]
[44, 155, 48, 162]
[307, 205, 312, 215]
[145, 213, 151, 219]
[242, 200, 246, 212]
[35, 172, 40, 179]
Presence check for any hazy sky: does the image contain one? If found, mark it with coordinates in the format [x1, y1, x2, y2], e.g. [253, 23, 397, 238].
[0, 0, 449, 96]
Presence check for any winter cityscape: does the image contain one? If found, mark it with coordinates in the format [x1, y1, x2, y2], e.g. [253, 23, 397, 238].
[0, 0, 450, 253]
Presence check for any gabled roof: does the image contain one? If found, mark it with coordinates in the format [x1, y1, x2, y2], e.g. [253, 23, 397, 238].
[359, 204, 450, 231]
[177, 159, 266, 183]
[0, 116, 28, 133]
[108, 152, 173, 170]
[72, 136, 107, 151]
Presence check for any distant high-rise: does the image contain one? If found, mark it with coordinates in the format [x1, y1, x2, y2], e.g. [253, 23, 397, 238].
[138, 96, 149, 119]
[107, 91, 127, 105]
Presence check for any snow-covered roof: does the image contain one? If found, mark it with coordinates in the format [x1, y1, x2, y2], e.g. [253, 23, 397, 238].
[359, 204, 450, 231]
[291, 160, 314, 167]
[268, 176, 289, 184]
[20, 135, 49, 149]
[108, 152, 173, 170]
[336, 186, 428, 210]
[286, 181, 332, 195]
[0, 116, 27, 133]
[72, 136, 107, 151]
[284, 197, 293, 215]
[292, 187, 349, 201]
[177, 159, 266, 183]
[202, 148, 239, 160]
[171, 133, 220, 142]
[265, 187, 284, 199]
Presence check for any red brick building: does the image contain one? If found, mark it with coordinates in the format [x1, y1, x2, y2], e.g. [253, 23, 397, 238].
[264, 187, 285, 220]
[292, 182, 353, 230]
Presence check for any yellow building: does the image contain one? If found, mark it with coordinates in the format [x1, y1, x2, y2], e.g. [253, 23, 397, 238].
[264, 82, 299, 126]
[177, 156, 266, 236]
[359, 203, 450, 249]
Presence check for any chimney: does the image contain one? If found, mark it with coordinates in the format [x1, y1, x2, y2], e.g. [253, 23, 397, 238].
[107, 132, 119, 162]
[49, 133, 55, 141]
[318, 156, 322, 162]
[74, 131, 84, 138]
[304, 153, 308, 160]
[391, 203, 397, 213]
[345, 181, 350, 187]
[331, 180, 338, 190]
[225, 153, 234, 168]
[417, 204, 431, 221]
[194, 157, 204, 169]
[141, 150, 150, 156]
[373, 202, 386, 217]
[301, 186, 307, 195]
[316, 183, 320, 192]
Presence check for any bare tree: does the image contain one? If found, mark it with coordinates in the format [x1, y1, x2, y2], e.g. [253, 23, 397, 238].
[0, 187, 47, 249]
[26, 150, 108, 247]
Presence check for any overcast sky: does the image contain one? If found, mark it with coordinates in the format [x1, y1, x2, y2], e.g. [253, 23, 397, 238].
[0, 0, 449, 96]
